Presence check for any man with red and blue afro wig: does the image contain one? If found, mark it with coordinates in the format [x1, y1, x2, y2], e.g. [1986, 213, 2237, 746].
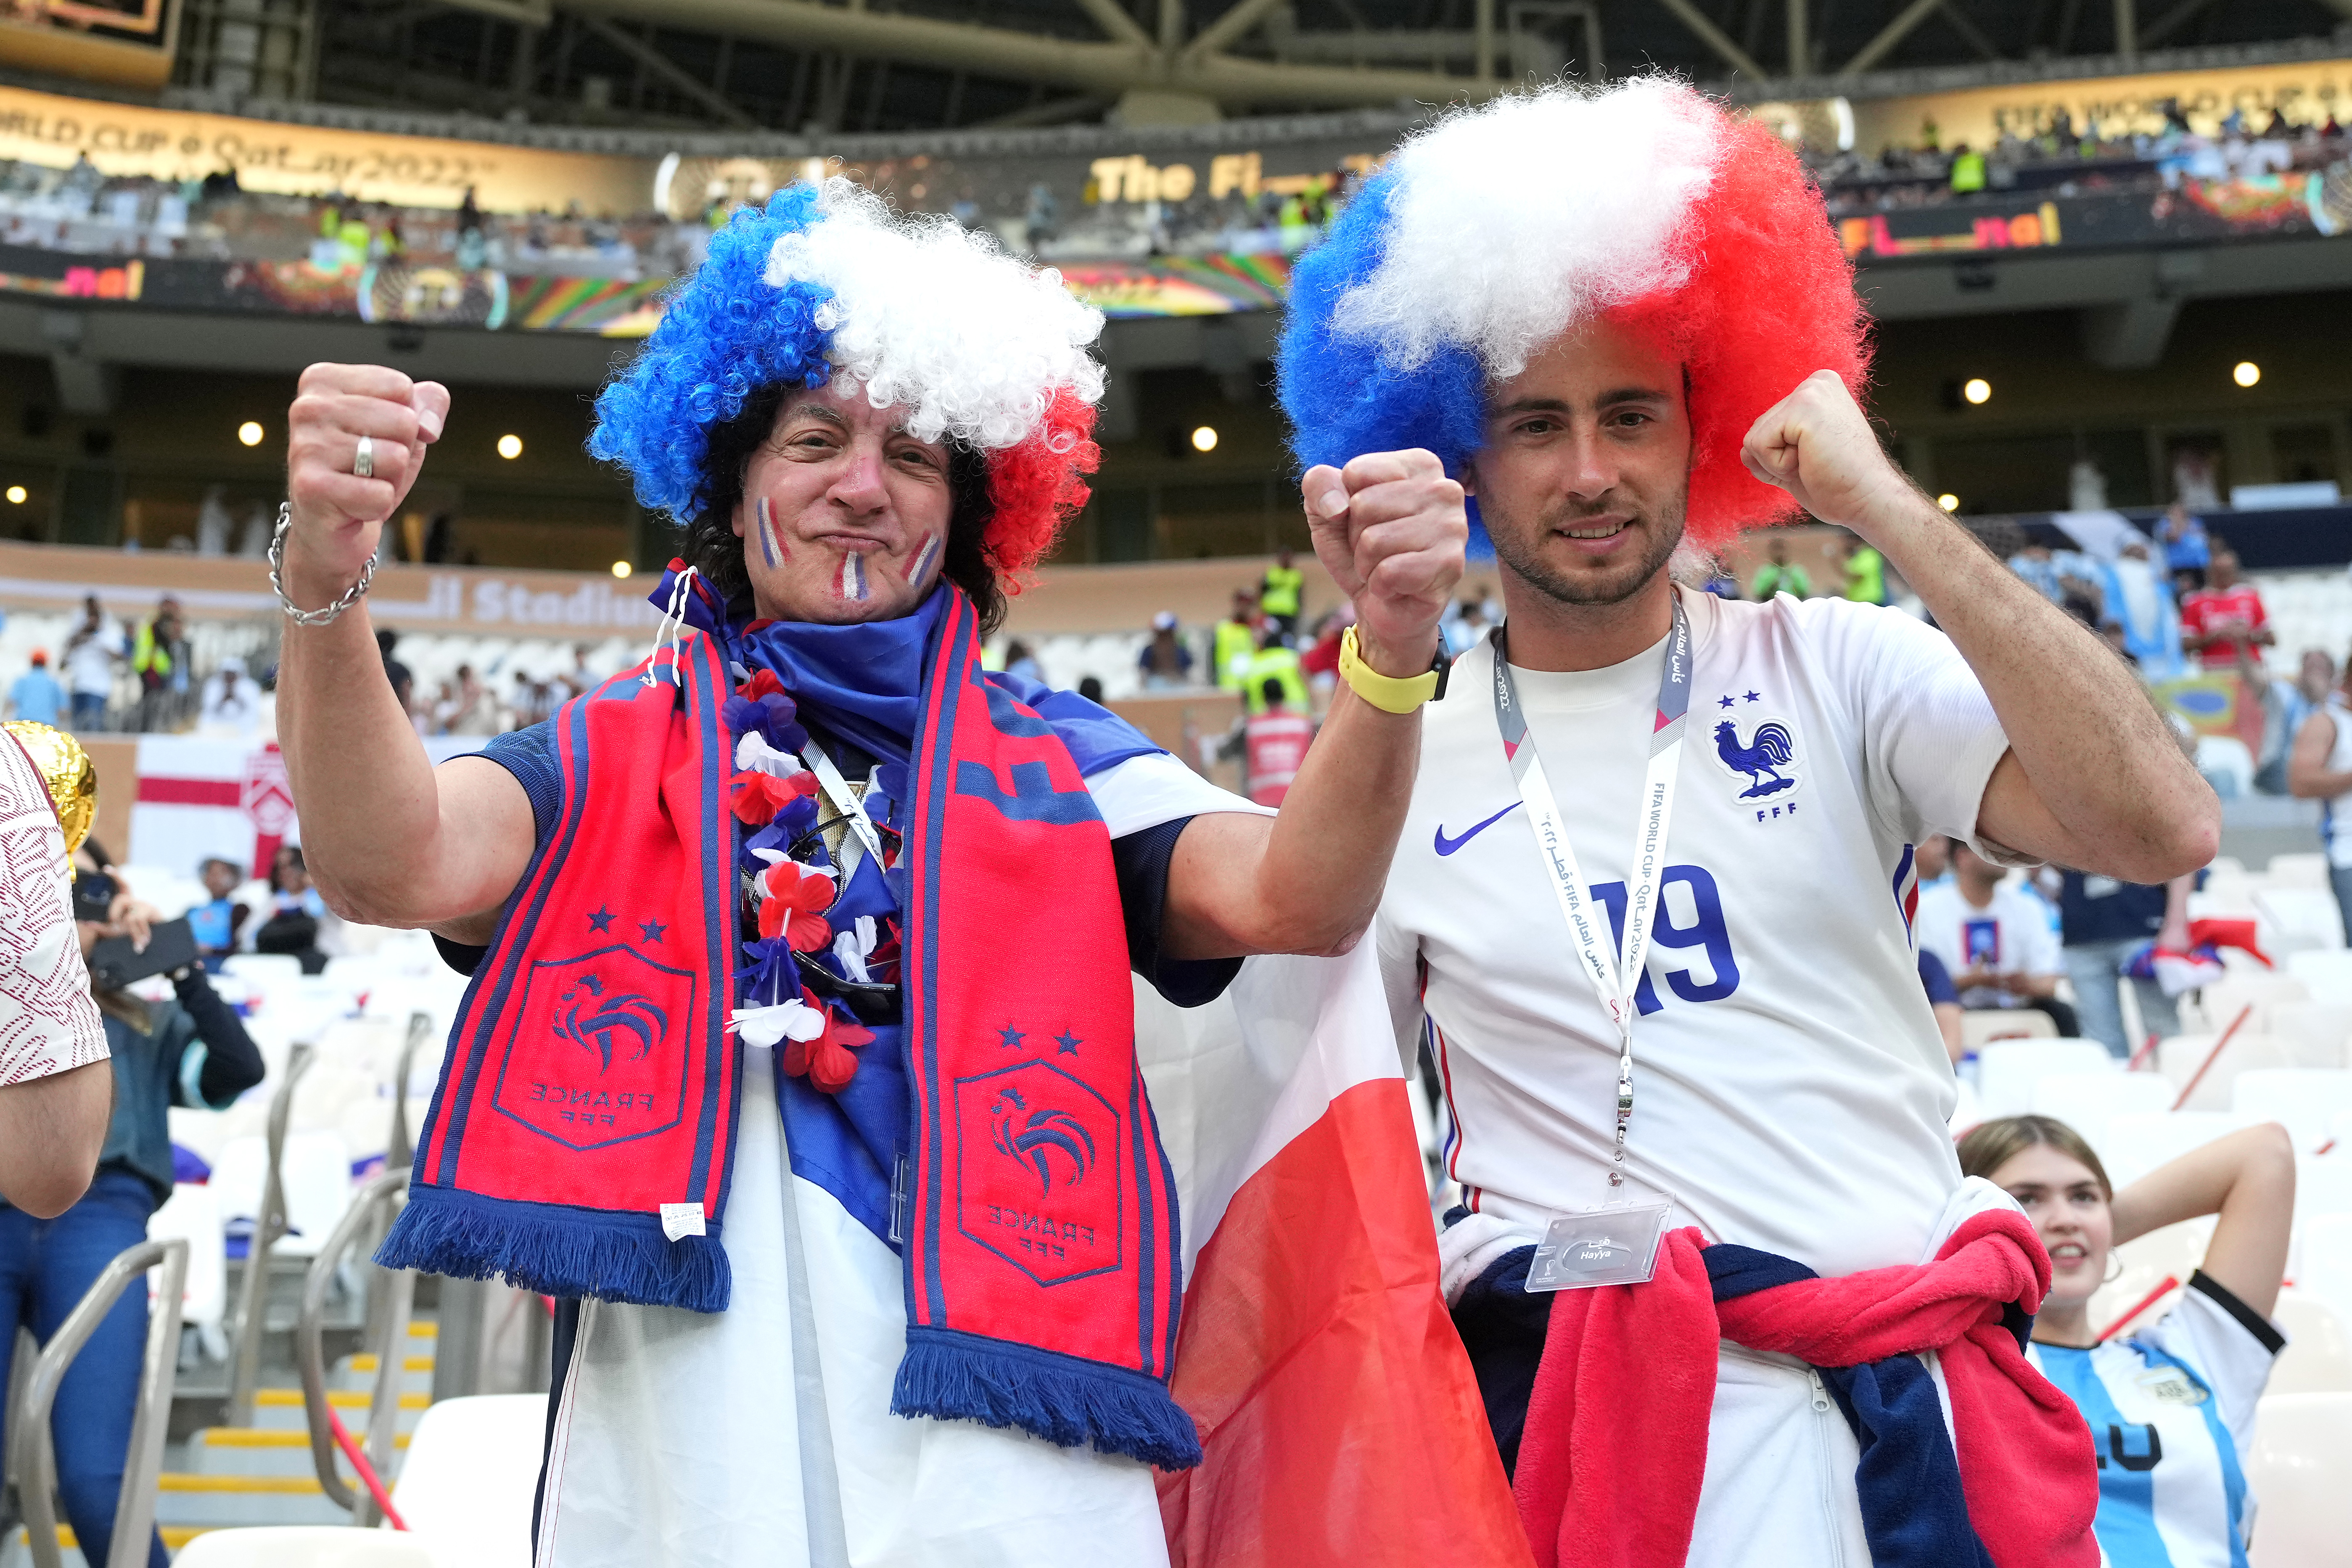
[1286, 78, 2218, 1567]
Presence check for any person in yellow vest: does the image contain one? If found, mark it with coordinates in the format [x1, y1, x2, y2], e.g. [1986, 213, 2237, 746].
[1843, 539, 1889, 605]
[1949, 144, 1987, 194]
[1242, 630, 1308, 716]
[1214, 587, 1262, 692]
[1261, 547, 1305, 640]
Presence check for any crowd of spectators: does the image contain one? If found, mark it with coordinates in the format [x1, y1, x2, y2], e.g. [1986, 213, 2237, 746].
[1808, 98, 2351, 220]
[0, 90, 2344, 284]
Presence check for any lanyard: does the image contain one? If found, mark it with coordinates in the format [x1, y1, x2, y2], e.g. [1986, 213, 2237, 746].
[1490, 591, 1693, 1186]
[802, 739, 885, 878]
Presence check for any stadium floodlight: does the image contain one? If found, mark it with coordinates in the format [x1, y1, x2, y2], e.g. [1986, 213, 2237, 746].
[4, 487, 23, 505]
[612, 561, 634, 579]
[2233, 361, 2260, 388]
[238, 421, 264, 446]
[1190, 425, 1219, 453]
[1961, 378, 1991, 405]
[1937, 493, 1961, 512]
[498, 434, 524, 459]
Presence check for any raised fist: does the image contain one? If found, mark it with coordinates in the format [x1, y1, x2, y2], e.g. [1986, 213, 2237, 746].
[1300, 447, 1467, 678]
[1739, 370, 1913, 533]
[282, 364, 449, 607]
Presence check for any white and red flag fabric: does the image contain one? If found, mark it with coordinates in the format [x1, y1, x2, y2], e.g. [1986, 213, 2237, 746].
[1144, 946, 1532, 1568]
[127, 735, 481, 879]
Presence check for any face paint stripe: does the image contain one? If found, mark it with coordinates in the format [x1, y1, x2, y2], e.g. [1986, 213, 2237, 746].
[755, 497, 779, 568]
[908, 532, 940, 587]
[840, 553, 868, 602]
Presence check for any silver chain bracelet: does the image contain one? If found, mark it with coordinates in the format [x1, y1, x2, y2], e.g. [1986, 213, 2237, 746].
[267, 501, 379, 627]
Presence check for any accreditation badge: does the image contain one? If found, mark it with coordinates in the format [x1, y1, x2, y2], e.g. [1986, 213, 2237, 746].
[1525, 1200, 1675, 1291]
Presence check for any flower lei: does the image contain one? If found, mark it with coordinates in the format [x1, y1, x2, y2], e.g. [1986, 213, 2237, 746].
[721, 664, 877, 1092]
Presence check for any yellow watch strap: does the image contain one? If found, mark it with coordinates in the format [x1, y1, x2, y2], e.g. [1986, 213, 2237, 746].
[1338, 625, 1440, 715]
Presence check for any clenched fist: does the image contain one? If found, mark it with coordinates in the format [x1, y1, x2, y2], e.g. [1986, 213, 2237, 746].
[1300, 448, 1467, 680]
[1739, 370, 1919, 535]
[282, 364, 450, 607]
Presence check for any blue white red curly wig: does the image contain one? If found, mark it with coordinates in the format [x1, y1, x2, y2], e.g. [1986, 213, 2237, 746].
[590, 178, 1106, 581]
[1276, 77, 1870, 550]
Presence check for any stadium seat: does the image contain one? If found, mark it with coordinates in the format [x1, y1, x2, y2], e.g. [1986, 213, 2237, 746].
[2245, 1393, 2352, 1566]
[1976, 1039, 2115, 1118]
[2267, 1005, 2352, 1069]
[2191, 975, 2312, 1036]
[2157, 1032, 2293, 1110]
[2231, 1071, 2352, 1155]
[147, 1180, 229, 1364]
[393, 1394, 548, 1568]
[2288, 951, 2352, 1007]
[209, 1130, 354, 1259]
[172, 1526, 436, 1566]
[2267, 854, 2335, 891]
[2028, 1071, 2177, 1155]
[223, 955, 307, 985]
[2298, 1214, 2352, 1335]
[2257, 888, 2348, 955]
[2269, 1291, 2352, 1396]
[2102, 1112, 2260, 1188]
[2090, 1216, 2215, 1337]
[1959, 1010, 2058, 1055]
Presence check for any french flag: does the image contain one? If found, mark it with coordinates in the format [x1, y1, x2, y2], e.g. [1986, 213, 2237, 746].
[1143, 945, 1529, 1566]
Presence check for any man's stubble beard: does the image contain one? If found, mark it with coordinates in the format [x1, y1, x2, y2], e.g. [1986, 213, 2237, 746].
[1482, 485, 1689, 609]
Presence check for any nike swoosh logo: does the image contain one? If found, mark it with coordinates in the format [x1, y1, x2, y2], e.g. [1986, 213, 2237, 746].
[1434, 802, 1522, 856]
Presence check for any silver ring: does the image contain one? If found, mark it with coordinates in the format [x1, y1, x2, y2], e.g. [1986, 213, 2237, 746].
[353, 434, 374, 480]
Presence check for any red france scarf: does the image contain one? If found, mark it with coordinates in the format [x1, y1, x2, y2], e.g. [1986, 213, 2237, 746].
[379, 587, 1200, 1468]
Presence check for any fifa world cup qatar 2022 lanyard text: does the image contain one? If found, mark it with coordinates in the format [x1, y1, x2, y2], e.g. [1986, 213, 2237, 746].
[1490, 590, 1694, 1290]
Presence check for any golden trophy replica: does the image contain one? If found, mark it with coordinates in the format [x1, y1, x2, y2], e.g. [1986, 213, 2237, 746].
[3, 721, 98, 862]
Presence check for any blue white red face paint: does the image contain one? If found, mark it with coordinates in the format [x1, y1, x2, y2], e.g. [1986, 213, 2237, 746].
[755, 496, 783, 568]
[838, 553, 869, 602]
[905, 531, 941, 590]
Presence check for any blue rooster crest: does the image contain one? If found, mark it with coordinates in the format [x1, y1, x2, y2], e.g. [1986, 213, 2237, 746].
[989, 1085, 1097, 1196]
[553, 972, 670, 1073]
[1714, 718, 1798, 799]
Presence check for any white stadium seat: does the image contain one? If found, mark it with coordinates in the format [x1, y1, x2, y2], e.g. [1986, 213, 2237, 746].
[2190, 974, 2312, 1037]
[2028, 1071, 2177, 1156]
[2245, 1393, 2352, 1566]
[1971, 1039, 2116, 1119]
[2232, 1071, 2352, 1156]
[2298, 1214, 2352, 1335]
[2288, 951, 2352, 1007]
[2267, 854, 2335, 891]
[2267, 1005, 2352, 1069]
[2270, 1291, 2352, 1396]
[2158, 1032, 2293, 1111]
[2101, 1112, 2260, 1189]
[209, 1130, 354, 1259]
[1959, 1010, 2058, 1055]
[146, 1180, 230, 1363]
[2257, 888, 2347, 955]
[393, 1394, 549, 1568]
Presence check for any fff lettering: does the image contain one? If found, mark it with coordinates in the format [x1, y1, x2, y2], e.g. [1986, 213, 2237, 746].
[527, 1081, 660, 1129]
[983, 1203, 1097, 1262]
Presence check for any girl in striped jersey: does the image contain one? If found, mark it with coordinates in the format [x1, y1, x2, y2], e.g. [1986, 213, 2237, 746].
[1960, 1116, 2296, 1568]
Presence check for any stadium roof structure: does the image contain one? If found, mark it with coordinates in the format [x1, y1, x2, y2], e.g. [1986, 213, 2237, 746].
[161, 0, 2352, 136]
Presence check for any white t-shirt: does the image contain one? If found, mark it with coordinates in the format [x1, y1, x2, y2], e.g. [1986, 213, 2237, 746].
[1914, 878, 2062, 1009]
[1379, 587, 2012, 1278]
[2028, 1274, 2282, 1568]
[65, 624, 116, 699]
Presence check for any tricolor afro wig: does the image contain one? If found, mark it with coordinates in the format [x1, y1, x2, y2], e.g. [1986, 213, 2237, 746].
[590, 178, 1105, 624]
[1276, 76, 1870, 551]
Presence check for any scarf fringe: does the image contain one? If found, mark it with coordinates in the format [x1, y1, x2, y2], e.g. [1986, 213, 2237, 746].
[891, 1326, 1203, 1471]
[375, 1185, 731, 1313]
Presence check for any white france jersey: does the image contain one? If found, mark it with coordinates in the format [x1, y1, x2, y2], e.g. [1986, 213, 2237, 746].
[2028, 1273, 2284, 1568]
[1379, 587, 2013, 1277]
